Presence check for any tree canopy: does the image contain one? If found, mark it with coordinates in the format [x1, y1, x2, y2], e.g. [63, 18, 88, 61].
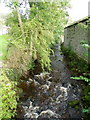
[5, 0, 70, 72]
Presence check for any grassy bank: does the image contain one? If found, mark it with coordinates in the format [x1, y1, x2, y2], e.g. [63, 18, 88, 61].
[0, 34, 10, 60]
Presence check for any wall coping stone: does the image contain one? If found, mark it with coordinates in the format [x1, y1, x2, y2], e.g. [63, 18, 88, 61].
[65, 16, 90, 29]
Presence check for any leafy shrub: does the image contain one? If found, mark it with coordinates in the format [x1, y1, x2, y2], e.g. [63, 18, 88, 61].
[71, 76, 90, 115]
[61, 46, 89, 75]
[0, 70, 18, 119]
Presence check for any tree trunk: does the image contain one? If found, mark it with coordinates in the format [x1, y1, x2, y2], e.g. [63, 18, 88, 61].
[16, 7, 25, 42]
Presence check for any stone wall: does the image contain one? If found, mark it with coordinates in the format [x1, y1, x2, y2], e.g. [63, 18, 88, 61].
[64, 17, 89, 62]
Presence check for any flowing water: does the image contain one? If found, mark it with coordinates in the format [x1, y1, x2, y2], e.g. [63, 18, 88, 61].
[15, 43, 84, 119]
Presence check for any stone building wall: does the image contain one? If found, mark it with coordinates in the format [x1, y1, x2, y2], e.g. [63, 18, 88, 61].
[64, 17, 89, 62]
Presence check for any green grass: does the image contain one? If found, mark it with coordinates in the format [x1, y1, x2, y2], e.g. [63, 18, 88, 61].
[0, 34, 10, 60]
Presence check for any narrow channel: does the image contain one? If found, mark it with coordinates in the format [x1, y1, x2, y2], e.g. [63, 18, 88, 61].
[15, 42, 83, 119]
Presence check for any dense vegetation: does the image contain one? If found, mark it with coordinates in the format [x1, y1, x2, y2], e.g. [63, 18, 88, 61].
[61, 21, 90, 119]
[0, 0, 70, 119]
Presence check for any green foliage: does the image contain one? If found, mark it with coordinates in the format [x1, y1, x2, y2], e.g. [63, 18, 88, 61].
[5, 0, 69, 71]
[5, 18, 54, 71]
[68, 100, 80, 109]
[71, 75, 90, 114]
[23, 19, 54, 70]
[29, 1, 69, 40]
[61, 45, 90, 116]
[71, 76, 90, 82]
[77, 23, 90, 115]
[78, 23, 88, 29]
[83, 108, 90, 113]
[61, 46, 89, 74]
[0, 70, 18, 119]
[0, 34, 10, 60]
[80, 41, 90, 50]
[5, 68, 21, 82]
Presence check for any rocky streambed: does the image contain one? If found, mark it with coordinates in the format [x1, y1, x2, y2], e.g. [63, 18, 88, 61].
[15, 43, 84, 119]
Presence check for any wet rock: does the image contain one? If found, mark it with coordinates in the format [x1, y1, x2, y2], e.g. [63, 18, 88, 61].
[34, 72, 51, 84]
[18, 78, 40, 101]
[23, 99, 39, 118]
[68, 107, 81, 118]
[16, 42, 83, 119]
[38, 109, 61, 118]
[51, 70, 61, 82]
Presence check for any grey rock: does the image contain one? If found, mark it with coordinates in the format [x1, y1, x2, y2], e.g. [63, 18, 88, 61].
[39, 109, 61, 118]
[17, 42, 83, 119]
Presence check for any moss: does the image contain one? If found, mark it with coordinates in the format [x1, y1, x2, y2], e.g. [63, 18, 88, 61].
[75, 105, 79, 110]
[68, 100, 80, 108]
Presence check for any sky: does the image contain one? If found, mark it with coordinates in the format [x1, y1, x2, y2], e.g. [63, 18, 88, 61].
[0, 2, 10, 16]
[0, 0, 90, 21]
[68, 0, 90, 21]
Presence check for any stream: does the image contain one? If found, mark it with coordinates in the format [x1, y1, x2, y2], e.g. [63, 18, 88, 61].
[15, 42, 84, 119]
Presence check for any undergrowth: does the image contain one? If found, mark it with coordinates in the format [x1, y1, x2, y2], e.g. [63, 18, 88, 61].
[0, 69, 19, 119]
[61, 46, 90, 119]
[61, 46, 89, 77]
